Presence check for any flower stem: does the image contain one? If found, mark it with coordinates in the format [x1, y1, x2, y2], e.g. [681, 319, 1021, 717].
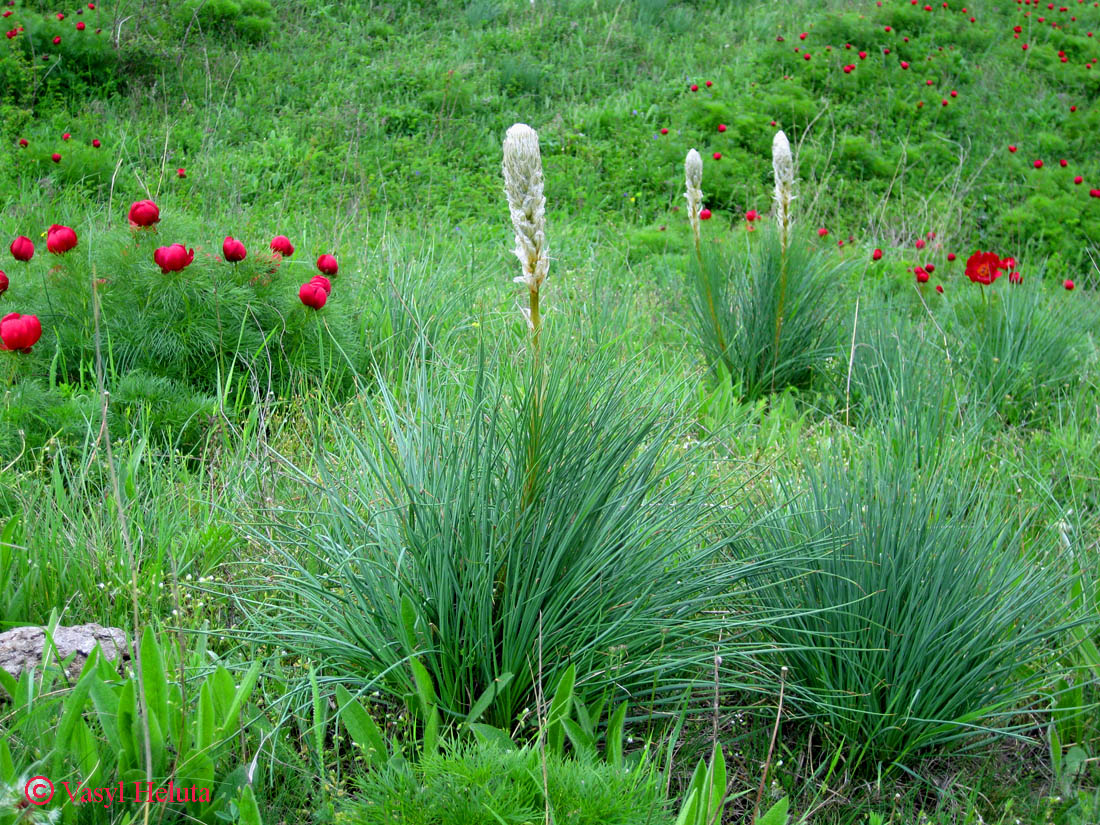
[771, 212, 791, 395]
[523, 286, 542, 509]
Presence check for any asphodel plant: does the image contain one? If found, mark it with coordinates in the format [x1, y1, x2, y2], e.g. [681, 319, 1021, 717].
[684, 148, 727, 364]
[502, 123, 548, 507]
[684, 148, 703, 262]
[771, 130, 795, 389]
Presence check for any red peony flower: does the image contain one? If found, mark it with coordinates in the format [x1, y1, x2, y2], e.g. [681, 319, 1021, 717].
[690, 84, 699, 91]
[705, 80, 713, 87]
[717, 123, 727, 132]
[745, 209, 759, 222]
[177, 168, 186, 178]
[713, 152, 722, 160]
[46, 224, 77, 254]
[900, 61, 910, 69]
[1091, 189, 1100, 198]
[52, 35, 60, 44]
[947, 252, 956, 261]
[915, 267, 930, 283]
[817, 227, 828, 237]
[10, 236, 34, 262]
[222, 236, 247, 263]
[965, 251, 1008, 285]
[660, 128, 668, 135]
[270, 235, 295, 256]
[76, 20, 85, 30]
[51, 153, 61, 163]
[299, 281, 327, 309]
[153, 244, 194, 273]
[316, 254, 338, 275]
[935, 284, 944, 293]
[0, 312, 42, 352]
[0, 271, 7, 295]
[1008, 271, 1023, 284]
[1008, 145, 1017, 153]
[858, 50, 867, 58]
[699, 208, 712, 221]
[1033, 159, 1043, 168]
[1064, 279, 1075, 290]
[62, 132, 71, 141]
[872, 248, 883, 260]
[128, 199, 160, 228]
[915, 238, 926, 249]
[1074, 175, 1083, 184]
[309, 275, 332, 295]
[91, 138, 100, 148]
[18, 138, 27, 147]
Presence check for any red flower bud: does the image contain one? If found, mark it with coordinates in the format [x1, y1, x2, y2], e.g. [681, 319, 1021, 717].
[872, 248, 882, 261]
[0, 312, 42, 352]
[699, 208, 712, 220]
[299, 281, 328, 309]
[153, 243, 195, 273]
[9, 236, 34, 262]
[222, 236, 247, 263]
[128, 199, 160, 228]
[46, 224, 78, 254]
[270, 235, 295, 256]
[1064, 279, 1075, 290]
[316, 254, 338, 275]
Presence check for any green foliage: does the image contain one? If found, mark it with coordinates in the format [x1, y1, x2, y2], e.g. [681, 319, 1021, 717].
[237, 346, 776, 730]
[688, 229, 848, 399]
[339, 739, 668, 825]
[733, 433, 1081, 773]
[0, 622, 262, 824]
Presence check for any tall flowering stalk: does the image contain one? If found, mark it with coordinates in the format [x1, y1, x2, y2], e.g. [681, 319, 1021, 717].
[503, 123, 548, 507]
[771, 131, 795, 390]
[684, 149, 703, 262]
[684, 148, 727, 366]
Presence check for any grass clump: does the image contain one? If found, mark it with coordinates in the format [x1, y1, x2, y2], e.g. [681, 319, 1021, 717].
[342, 740, 669, 825]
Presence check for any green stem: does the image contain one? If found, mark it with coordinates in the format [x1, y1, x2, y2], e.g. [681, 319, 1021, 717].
[523, 286, 542, 510]
[771, 210, 790, 395]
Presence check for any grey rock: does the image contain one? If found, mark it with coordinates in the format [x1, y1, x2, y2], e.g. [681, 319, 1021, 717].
[0, 623, 130, 682]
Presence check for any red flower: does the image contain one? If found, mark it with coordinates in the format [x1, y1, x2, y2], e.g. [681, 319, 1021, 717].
[900, 60, 910, 69]
[0, 271, 7, 295]
[705, 80, 713, 87]
[46, 224, 77, 254]
[935, 284, 944, 293]
[1033, 159, 1043, 169]
[56, 12, 64, 19]
[1008, 271, 1023, 284]
[153, 244, 195, 273]
[799, 32, 807, 39]
[222, 236, 247, 263]
[872, 248, 883, 260]
[858, 50, 867, 58]
[1091, 189, 1100, 198]
[0, 313, 42, 352]
[316, 254, 338, 275]
[62, 132, 71, 141]
[717, 123, 727, 132]
[950, 90, 958, 97]
[660, 128, 668, 135]
[10, 236, 34, 262]
[713, 152, 722, 160]
[51, 153, 61, 163]
[947, 252, 956, 261]
[915, 238, 926, 249]
[18, 138, 27, 147]
[1008, 145, 1017, 153]
[803, 53, 811, 60]
[699, 208, 712, 220]
[690, 84, 699, 91]
[52, 35, 60, 44]
[91, 138, 100, 148]
[1064, 279, 1075, 290]
[915, 267, 930, 283]
[745, 209, 759, 222]
[925, 264, 935, 273]
[128, 199, 160, 228]
[299, 281, 328, 309]
[177, 168, 186, 178]
[309, 275, 332, 295]
[817, 227, 828, 237]
[1074, 176, 1083, 184]
[964, 251, 1007, 285]
[76, 21, 85, 30]
[271, 235, 295, 256]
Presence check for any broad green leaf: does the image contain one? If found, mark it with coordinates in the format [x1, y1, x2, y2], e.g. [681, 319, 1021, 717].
[464, 672, 513, 728]
[545, 663, 575, 757]
[335, 685, 387, 768]
[605, 702, 627, 769]
[756, 797, 790, 825]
